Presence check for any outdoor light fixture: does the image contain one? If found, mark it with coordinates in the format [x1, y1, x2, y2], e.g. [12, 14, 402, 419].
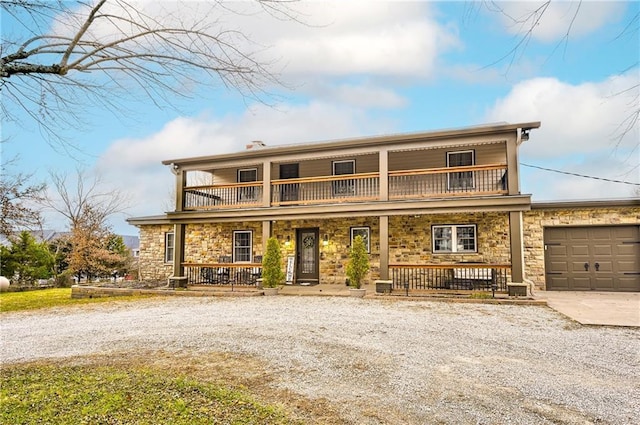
[323, 234, 329, 246]
[285, 235, 291, 247]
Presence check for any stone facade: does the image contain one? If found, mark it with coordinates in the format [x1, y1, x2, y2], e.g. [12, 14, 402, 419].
[272, 217, 380, 285]
[523, 205, 640, 289]
[389, 212, 511, 265]
[137, 205, 639, 288]
[138, 224, 174, 282]
[184, 222, 263, 263]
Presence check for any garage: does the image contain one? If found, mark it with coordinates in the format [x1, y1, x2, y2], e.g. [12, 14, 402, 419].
[544, 225, 640, 292]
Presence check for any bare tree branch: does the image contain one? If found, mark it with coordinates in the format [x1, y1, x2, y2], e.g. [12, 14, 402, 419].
[1, 0, 298, 144]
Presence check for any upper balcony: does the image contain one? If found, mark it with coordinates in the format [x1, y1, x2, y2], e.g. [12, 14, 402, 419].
[182, 164, 508, 210]
[166, 122, 540, 215]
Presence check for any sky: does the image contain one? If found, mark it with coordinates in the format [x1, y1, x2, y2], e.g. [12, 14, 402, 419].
[2, 0, 639, 236]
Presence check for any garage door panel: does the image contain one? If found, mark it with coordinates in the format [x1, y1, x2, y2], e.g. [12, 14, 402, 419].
[593, 278, 614, 290]
[616, 244, 637, 256]
[547, 276, 569, 290]
[618, 276, 640, 291]
[549, 261, 568, 272]
[570, 245, 589, 256]
[572, 277, 591, 290]
[617, 261, 637, 273]
[592, 244, 612, 256]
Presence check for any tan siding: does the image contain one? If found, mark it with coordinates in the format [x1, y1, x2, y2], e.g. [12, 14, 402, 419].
[212, 165, 263, 185]
[389, 142, 506, 171]
[273, 154, 379, 179]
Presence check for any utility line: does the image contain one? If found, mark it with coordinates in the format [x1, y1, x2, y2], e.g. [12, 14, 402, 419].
[521, 163, 640, 186]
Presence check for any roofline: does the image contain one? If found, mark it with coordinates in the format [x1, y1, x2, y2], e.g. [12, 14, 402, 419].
[162, 121, 541, 167]
[531, 198, 640, 209]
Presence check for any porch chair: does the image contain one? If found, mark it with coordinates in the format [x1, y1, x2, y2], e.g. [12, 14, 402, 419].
[216, 255, 232, 284]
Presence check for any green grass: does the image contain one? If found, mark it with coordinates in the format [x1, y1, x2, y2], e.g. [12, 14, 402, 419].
[1, 364, 297, 425]
[0, 288, 155, 313]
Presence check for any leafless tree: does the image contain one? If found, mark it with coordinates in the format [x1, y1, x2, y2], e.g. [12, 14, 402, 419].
[43, 168, 129, 230]
[0, 156, 46, 237]
[1, 0, 298, 143]
[43, 168, 131, 280]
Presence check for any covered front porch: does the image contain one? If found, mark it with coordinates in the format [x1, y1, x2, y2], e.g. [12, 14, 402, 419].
[166, 209, 525, 294]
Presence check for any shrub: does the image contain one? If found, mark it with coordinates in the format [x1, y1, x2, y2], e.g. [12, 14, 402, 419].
[261, 237, 285, 288]
[346, 235, 369, 289]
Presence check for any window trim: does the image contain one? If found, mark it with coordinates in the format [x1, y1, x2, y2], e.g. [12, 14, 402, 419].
[232, 230, 253, 263]
[332, 159, 355, 196]
[446, 150, 475, 190]
[164, 232, 175, 263]
[350, 226, 371, 253]
[237, 168, 258, 201]
[432, 224, 477, 254]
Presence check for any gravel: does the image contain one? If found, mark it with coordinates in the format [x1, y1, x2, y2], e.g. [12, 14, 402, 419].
[2, 296, 639, 424]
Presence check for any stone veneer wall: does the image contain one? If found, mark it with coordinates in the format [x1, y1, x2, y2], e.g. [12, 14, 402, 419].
[184, 222, 263, 263]
[523, 206, 640, 289]
[389, 212, 511, 265]
[273, 217, 380, 285]
[138, 224, 174, 282]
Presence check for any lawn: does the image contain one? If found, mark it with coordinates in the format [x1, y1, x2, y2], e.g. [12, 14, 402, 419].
[1, 363, 298, 425]
[0, 288, 158, 313]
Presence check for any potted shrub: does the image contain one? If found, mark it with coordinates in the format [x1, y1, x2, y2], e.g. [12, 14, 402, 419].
[261, 237, 285, 295]
[346, 235, 369, 297]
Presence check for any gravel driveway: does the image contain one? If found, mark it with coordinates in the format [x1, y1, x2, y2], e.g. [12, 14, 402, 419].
[2, 296, 639, 424]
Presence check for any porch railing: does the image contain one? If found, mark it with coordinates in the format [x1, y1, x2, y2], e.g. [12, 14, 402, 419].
[389, 263, 511, 292]
[184, 182, 263, 210]
[271, 172, 380, 205]
[389, 164, 507, 199]
[183, 263, 262, 286]
[181, 164, 508, 211]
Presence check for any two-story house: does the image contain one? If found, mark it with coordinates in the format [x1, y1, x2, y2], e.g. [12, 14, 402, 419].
[128, 121, 640, 293]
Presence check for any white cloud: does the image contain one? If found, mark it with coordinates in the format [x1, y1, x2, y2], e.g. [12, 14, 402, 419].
[492, 1, 626, 43]
[96, 102, 396, 231]
[487, 73, 640, 200]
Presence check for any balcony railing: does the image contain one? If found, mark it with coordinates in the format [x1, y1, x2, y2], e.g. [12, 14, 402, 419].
[184, 182, 263, 210]
[272, 172, 380, 206]
[389, 263, 511, 292]
[389, 164, 507, 199]
[183, 263, 262, 286]
[181, 164, 508, 210]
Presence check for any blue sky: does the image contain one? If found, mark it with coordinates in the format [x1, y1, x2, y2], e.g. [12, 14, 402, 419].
[2, 1, 639, 235]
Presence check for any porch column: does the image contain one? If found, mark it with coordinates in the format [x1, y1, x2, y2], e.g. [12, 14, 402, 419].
[262, 220, 272, 253]
[262, 160, 271, 207]
[379, 216, 389, 280]
[172, 223, 186, 277]
[505, 133, 520, 195]
[379, 148, 389, 201]
[174, 168, 186, 212]
[509, 211, 525, 283]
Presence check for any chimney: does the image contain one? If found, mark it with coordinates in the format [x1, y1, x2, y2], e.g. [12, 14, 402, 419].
[246, 140, 266, 150]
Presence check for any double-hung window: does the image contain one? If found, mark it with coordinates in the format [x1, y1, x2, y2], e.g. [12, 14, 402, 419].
[164, 232, 174, 263]
[233, 230, 252, 263]
[237, 168, 258, 202]
[447, 150, 475, 190]
[432, 225, 477, 253]
[332, 160, 355, 196]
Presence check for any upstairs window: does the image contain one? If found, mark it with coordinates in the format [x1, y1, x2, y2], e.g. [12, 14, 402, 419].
[164, 232, 174, 263]
[447, 150, 475, 190]
[233, 230, 252, 263]
[237, 168, 258, 201]
[332, 160, 355, 196]
[432, 225, 477, 253]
